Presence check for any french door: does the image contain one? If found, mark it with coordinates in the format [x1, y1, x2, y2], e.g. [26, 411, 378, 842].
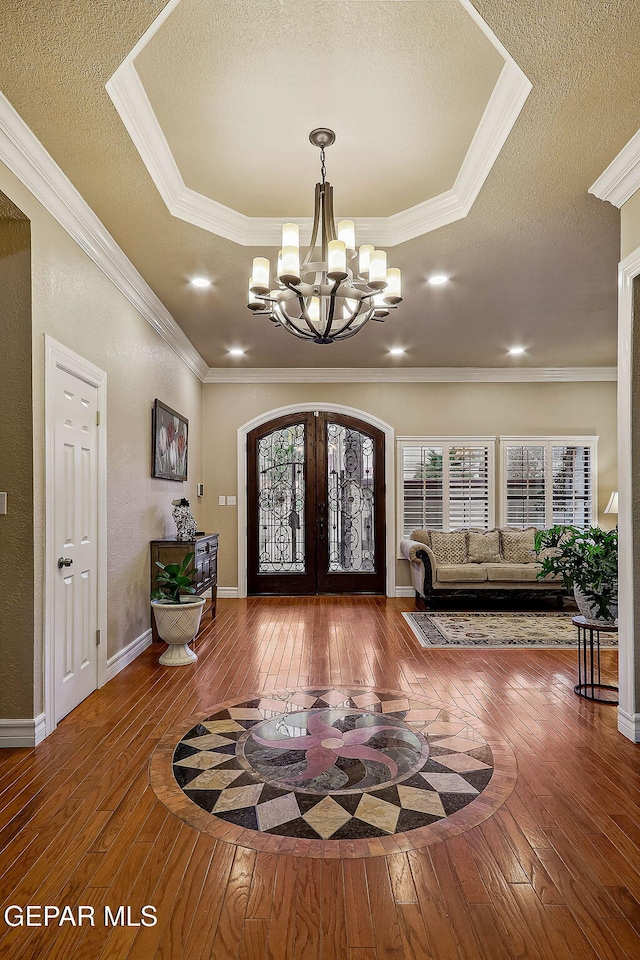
[247, 412, 386, 595]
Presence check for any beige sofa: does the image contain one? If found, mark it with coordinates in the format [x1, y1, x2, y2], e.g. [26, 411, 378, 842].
[400, 527, 564, 606]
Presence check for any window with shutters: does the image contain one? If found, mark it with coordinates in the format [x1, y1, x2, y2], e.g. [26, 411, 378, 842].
[397, 439, 495, 539]
[500, 437, 597, 529]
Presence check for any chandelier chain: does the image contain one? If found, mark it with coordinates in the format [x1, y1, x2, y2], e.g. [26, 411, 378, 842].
[320, 146, 326, 184]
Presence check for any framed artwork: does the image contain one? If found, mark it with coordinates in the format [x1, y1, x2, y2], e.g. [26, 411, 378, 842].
[152, 399, 188, 481]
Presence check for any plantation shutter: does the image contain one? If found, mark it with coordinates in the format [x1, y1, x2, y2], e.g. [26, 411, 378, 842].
[449, 445, 492, 529]
[501, 439, 596, 529]
[551, 444, 593, 527]
[400, 441, 494, 537]
[401, 445, 444, 536]
[504, 444, 546, 527]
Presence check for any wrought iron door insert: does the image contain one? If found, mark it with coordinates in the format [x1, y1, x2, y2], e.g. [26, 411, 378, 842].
[248, 412, 385, 595]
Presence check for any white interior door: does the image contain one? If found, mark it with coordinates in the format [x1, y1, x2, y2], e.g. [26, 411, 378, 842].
[53, 364, 99, 722]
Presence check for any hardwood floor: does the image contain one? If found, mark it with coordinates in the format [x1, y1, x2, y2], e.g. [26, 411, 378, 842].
[0, 597, 638, 960]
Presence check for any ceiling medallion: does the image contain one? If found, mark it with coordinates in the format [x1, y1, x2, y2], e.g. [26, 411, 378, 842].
[247, 129, 403, 344]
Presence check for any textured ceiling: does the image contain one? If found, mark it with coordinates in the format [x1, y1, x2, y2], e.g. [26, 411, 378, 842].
[1, 0, 638, 368]
[135, 0, 503, 217]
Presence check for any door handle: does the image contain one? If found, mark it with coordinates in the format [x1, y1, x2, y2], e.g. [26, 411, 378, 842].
[57, 557, 73, 569]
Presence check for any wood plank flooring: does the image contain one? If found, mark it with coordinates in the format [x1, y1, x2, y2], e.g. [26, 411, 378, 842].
[0, 597, 638, 960]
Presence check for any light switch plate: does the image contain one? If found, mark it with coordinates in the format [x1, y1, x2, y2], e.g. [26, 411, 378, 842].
[197, 482, 204, 497]
[0, 493, 6, 515]
[218, 495, 226, 506]
[227, 495, 237, 506]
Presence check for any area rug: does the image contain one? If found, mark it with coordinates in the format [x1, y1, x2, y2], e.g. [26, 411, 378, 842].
[403, 611, 618, 649]
[149, 686, 517, 858]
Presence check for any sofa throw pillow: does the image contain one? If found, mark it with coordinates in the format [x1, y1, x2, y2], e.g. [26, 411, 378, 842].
[430, 531, 468, 564]
[468, 530, 501, 564]
[501, 527, 537, 563]
[411, 530, 432, 548]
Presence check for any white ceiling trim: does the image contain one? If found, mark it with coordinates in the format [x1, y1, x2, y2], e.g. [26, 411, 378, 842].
[203, 366, 617, 384]
[106, 1, 531, 247]
[0, 91, 208, 381]
[589, 128, 640, 208]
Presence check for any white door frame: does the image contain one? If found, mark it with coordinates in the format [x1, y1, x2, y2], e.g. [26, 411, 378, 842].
[617, 248, 640, 742]
[237, 403, 396, 598]
[44, 336, 107, 737]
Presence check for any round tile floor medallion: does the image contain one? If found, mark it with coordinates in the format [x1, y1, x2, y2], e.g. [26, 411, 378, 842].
[150, 687, 517, 858]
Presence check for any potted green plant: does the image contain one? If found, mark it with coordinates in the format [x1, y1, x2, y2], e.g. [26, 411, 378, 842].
[151, 552, 205, 666]
[534, 525, 618, 625]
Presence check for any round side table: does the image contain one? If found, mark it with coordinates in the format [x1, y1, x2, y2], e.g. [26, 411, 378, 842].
[572, 615, 618, 704]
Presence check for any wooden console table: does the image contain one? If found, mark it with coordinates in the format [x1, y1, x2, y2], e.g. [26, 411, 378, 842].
[150, 534, 218, 641]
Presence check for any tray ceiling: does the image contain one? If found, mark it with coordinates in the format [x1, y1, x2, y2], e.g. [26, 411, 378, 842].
[134, 0, 503, 218]
[1, 0, 638, 368]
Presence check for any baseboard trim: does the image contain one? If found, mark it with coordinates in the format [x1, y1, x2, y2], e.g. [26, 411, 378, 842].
[218, 587, 240, 599]
[617, 708, 640, 743]
[106, 628, 153, 682]
[395, 587, 416, 598]
[0, 713, 47, 748]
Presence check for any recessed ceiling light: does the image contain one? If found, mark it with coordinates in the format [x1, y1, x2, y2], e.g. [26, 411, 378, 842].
[229, 348, 245, 357]
[190, 277, 211, 288]
[389, 347, 406, 356]
[428, 274, 449, 285]
[508, 346, 526, 355]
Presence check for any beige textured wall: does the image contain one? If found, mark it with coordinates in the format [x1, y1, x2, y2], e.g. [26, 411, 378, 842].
[621, 189, 640, 260]
[0, 212, 33, 718]
[201, 381, 617, 590]
[0, 161, 203, 717]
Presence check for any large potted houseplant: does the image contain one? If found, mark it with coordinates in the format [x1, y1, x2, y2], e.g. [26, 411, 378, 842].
[151, 552, 205, 665]
[534, 525, 618, 625]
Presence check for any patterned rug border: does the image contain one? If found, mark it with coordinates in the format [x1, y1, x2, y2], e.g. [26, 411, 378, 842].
[149, 686, 517, 859]
[403, 611, 619, 649]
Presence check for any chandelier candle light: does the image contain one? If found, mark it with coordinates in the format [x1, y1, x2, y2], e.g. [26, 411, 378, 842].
[248, 129, 402, 343]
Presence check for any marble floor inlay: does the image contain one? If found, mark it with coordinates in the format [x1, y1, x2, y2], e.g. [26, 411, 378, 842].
[150, 687, 517, 857]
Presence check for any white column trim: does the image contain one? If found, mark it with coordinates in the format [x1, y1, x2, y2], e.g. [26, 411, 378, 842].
[616, 246, 640, 740]
[44, 336, 108, 739]
[237, 403, 395, 599]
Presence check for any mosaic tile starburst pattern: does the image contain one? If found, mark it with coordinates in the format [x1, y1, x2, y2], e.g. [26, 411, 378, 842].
[151, 687, 517, 856]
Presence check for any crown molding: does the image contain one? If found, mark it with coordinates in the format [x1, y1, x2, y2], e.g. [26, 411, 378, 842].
[106, 1, 531, 247]
[386, 62, 531, 245]
[0, 91, 208, 381]
[589, 128, 640, 208]
[203, 366, 617, 384]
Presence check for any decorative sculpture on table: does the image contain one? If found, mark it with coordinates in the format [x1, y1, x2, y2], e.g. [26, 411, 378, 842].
[172, 498, 197, 541]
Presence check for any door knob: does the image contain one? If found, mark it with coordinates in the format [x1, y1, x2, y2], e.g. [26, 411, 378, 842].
[57, 557, 73, 569]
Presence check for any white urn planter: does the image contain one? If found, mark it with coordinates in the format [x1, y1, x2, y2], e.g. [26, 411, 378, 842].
[573, 585, 618, 627]
[151, 596, 206, 666]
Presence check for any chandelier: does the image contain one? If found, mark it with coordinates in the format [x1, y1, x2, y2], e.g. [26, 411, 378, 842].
[247, 128, 402, 343]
